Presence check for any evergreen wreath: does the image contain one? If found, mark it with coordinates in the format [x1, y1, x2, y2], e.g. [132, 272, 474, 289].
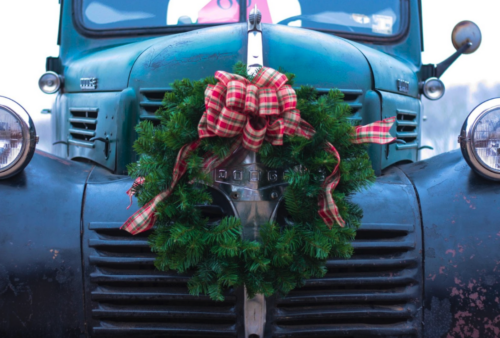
[127, 63, 376, 301]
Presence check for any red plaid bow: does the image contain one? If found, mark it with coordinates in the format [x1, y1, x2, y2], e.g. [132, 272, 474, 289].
[198, 67, 315, 152]
[122, 67, 398, 235]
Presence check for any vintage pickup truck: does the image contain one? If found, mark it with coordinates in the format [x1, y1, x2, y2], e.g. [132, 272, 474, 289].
[1, 1, 498, 337]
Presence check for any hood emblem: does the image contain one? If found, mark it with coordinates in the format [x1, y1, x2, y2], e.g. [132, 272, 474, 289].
[80, 77, 98, 90]
[397, 79, 409, 94]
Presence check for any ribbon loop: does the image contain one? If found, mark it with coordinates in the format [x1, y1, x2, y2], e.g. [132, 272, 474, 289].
[252, 67, 288, 89]
[277, 85, 297, 112]
[265, 118, 284, 146]
[226, 80, 247, 111]
[258, 88, 280, 116]
[215, 71, 248, 86]
[283, 109, 301, 136]
[242, 118, 267, 152]
[244, 84, 259, 115]
[214, 107, 246, 137]
[206, 82, 227, 113]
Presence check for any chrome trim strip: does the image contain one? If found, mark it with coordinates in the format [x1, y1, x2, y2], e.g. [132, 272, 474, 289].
[247, 5, 263, 76]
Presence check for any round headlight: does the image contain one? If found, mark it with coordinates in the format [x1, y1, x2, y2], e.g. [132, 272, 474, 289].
[422, 77, 445, 100]
[459, 98, 500, 181]
[39, 71, 62, 94]
[0, 97, 37, 179]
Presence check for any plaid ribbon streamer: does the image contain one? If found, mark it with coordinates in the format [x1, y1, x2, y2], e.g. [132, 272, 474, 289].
[351, 116, 396, 144]
[121, 139, 242, 235]
[198, 68, 312, 152]
[121, 141, 200, 234]
[318, 142, 345, 228]
[123, 67, 398, 235]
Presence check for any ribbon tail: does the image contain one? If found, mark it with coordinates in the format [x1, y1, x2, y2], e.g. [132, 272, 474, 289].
[318, 142, 345, 228]
[318, 174, 344, 228]
[121, 191, 169, 235]
[351, 116, 396, 145]
[122, 141, 200, 235]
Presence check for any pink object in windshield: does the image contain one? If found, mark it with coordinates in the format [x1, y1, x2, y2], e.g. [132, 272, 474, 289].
[198, 0, 273, 24]
[198, 0, 240, 24]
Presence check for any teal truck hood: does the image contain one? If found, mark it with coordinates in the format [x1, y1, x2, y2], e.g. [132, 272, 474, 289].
[129, 23, 371, 92]
[65, 23, 417, 97]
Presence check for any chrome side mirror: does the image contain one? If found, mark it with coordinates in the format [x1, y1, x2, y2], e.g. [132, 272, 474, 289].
[452, 20, 482, 54]
[420, 21, 482, 100]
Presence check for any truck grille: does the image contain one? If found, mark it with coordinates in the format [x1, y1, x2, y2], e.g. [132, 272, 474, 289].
[84, 168, 421, 338]
[138, 88, 363, 125]
[272, 222, 420, 337]
[69, 107, 98, 148]
[87, 222, 238, 337]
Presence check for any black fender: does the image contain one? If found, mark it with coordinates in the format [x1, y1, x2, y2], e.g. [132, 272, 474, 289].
[400, 150, 500, 338]
[0, 150, 92, 337]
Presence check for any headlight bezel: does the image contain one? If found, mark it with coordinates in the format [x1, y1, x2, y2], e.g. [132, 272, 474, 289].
[0, 96, 37, 179]
[460, 98, 500, 181]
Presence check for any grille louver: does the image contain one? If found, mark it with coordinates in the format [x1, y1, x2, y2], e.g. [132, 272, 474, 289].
[272, 222, 420, 338]
[139, 88, 363, 124]
[87, 221, 238, 337]
[395, 109, 418, 150]
[69, 107, 98, 148]
[139, 88, 171, 124]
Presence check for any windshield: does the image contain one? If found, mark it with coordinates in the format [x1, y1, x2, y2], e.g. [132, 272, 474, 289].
[78, 0, 405, 38]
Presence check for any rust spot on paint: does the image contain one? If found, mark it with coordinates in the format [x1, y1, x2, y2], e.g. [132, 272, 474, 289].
[49, 249, 59, 260]
[439, 266, 446, 274]
[446, 249, 456, 258]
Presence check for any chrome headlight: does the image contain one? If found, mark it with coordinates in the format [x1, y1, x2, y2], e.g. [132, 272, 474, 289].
[39, 71, 62, 94]
[459, 98, 500, 181]
[0, 97, 37, 179]
[422, 77, 445, 101]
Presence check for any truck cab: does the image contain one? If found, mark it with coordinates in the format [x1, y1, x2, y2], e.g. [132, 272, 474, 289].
[1, 1, 499, 337]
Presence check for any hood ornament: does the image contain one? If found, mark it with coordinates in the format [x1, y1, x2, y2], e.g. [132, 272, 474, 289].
[247, 5, 263, 76]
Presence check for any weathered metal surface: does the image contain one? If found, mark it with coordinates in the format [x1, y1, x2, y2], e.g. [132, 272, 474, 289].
[0, 150, 91, 337]
[400, 150, 500, 338]
[348, 41, 420, 98]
